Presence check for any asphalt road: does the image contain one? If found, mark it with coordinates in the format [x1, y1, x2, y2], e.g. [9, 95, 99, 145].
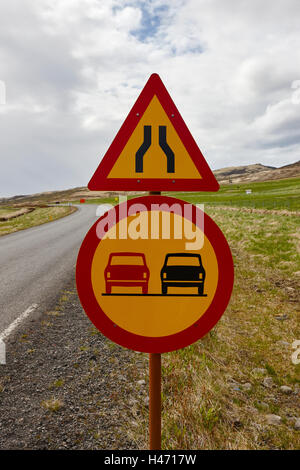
[0, 205, 98, 335]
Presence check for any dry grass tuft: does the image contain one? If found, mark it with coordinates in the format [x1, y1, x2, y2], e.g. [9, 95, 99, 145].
[41, 398, 64, 412]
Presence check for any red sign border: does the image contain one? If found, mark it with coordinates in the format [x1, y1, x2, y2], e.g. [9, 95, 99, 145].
[88, 74, 219, 192]
[76, 196, 233, 353]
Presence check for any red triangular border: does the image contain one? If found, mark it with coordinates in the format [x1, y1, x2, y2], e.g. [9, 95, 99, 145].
[88, 73, 219, 192]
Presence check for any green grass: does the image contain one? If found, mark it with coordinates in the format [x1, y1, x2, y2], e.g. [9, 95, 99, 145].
[69, 177, 300, 211]
[71, 197, 117, 205]
[167, 177, 300, 211]
[0, 206, 14, 216]
[0, 206, 29, 217]
[155, 206, 300, 450]
[126, 206, 299, 450]
[0, 206, 77, 236]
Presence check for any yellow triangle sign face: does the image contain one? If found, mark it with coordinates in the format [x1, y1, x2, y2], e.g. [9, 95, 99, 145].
[88, 73, 219, 192]
[108, 96, 201, 179]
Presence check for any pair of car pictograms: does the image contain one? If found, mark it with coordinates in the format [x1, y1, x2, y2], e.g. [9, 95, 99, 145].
[104, 252, 206, 296]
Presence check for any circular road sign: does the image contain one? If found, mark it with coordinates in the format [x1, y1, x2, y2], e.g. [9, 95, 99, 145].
[76, 196, 234, 353]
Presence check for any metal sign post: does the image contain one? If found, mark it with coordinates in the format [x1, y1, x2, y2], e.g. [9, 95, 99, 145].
[149, 352, 161, 450]
[149, 190, 162, 450]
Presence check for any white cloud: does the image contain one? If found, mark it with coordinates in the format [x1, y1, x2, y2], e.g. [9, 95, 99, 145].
[0, 0, 299, 196]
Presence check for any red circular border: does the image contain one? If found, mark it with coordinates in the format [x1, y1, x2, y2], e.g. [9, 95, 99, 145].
[76, 196, 234, 353]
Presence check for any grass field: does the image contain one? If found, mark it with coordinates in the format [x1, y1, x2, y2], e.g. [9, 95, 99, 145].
[78, 179, 300, 449]
[70, 177, 300, 211]
[129, 206, 299, 450]
[168, 177, 300, 211]
[0, 205, 77, 236]
[0, 207, 22, 217]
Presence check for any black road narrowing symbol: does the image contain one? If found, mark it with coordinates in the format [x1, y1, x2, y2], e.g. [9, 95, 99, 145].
[159, 126, 175, 173]
[135, 125, 175, 173]
[135, 125, 151, 173]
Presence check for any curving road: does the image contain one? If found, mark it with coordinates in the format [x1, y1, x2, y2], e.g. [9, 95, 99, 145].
[0, 205, 98, 336]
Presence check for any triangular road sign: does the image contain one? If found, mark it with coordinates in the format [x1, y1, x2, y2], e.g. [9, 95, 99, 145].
[88, 73, 219, 192]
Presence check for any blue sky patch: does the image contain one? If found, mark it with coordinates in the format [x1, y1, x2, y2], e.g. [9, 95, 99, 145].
[131, 3, 169, 42]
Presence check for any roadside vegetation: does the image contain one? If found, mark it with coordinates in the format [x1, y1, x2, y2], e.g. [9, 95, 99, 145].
[172, 177, 300, 211]
[141, 206, 299, 450]
[75, 178, 299, 449]
[71, 177, 300, 212]
[0, 205, 77, 236]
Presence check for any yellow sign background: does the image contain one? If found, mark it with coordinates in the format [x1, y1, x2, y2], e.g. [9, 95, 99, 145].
[108, 96, 202, 179]
[91, 211, 218, 337]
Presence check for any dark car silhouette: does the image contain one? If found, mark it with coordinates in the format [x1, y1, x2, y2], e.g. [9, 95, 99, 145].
[160, 253, 205, 295]
[105, 252, 150, 295]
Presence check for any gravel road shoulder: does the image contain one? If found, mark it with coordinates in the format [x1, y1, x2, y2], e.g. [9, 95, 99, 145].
[0, 279, 148, 450]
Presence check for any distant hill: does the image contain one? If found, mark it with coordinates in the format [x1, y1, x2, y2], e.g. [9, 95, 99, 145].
[0, 160, 299, 206]
[214, 160, 300, 184]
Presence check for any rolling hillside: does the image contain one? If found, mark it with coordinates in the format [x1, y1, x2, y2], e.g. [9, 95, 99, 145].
[214, 160, 300, 184]
[1, 160, 299, 206]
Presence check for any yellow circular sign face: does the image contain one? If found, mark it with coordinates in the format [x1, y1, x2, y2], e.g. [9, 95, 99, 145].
[76, 196, 234, 353]
[91, 212, 218, 337]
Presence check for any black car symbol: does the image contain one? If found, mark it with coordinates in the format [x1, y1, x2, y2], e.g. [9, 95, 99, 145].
[160, 253, 206, 296]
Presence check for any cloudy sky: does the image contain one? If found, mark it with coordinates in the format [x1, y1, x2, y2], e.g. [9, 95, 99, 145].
[0, 0, 299, 197]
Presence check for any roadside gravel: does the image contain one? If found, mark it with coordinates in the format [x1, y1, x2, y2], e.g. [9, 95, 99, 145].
[0, 279, 148, 450]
